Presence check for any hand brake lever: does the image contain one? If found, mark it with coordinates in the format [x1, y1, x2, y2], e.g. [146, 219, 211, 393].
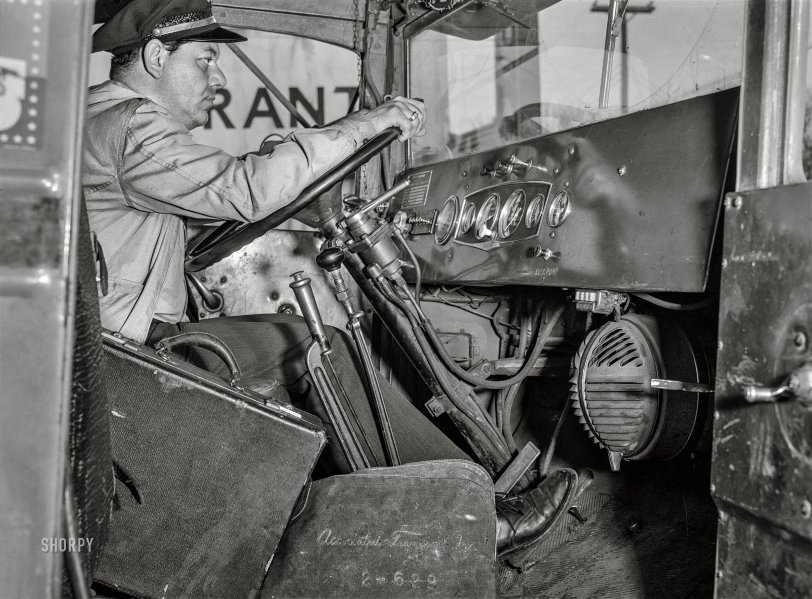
[289, 271, 372, 471]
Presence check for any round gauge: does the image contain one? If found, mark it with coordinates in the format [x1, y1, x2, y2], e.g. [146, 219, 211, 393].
[498, 189, 526, 238]
[475, 194, 500, 240]
[525, 193, 546, 229]
[434, 195, 458, 245]
[459, 201, 476, 234]
[548, 190, 572, 227]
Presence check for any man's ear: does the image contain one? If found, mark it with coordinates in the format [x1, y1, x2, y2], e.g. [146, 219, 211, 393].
[142, 39, 166, 79]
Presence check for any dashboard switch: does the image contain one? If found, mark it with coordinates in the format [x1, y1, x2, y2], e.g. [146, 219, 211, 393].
[533, 247, 560, 261]
[481, 159, 513, 180]
[509, 155, 533, 174]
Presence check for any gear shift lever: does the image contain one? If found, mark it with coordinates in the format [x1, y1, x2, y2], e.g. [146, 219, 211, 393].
[317, 247, 401, 466]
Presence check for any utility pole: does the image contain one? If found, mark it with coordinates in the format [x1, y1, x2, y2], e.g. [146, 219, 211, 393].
[591, 1, 655, 111]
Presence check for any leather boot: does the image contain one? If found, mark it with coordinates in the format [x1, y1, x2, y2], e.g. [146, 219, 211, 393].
[496, 468, 578, 558]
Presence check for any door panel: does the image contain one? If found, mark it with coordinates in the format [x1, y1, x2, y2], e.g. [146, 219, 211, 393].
[713, 181, 812, 596]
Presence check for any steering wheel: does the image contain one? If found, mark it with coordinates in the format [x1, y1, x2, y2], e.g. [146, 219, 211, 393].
[185, 127, 400, 273]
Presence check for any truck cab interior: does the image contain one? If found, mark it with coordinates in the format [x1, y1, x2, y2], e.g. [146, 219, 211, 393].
[2, 1, 812, 598]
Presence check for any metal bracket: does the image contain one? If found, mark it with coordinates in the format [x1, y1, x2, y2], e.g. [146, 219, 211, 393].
[424, 396, 446, 417]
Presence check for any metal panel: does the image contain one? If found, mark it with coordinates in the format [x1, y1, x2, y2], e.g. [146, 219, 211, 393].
[191, 230, 362, 329]
[0, 0, 93, 597]
[215, 0, 358, 21]
[214, 0, 359, 50]
[389, 90, 738, 292]
[712, 181, 812, 597]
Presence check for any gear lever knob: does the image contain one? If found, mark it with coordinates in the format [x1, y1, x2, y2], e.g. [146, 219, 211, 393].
[316, 247, 345, 272]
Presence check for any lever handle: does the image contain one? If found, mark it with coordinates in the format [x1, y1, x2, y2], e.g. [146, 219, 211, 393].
[289, 271, 330, 352]
[316, 247, 345, 272]
[185, 272, 224, 312]
[742, 362, 812, 404]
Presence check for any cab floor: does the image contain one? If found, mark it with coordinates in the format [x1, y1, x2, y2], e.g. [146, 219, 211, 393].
[501, 389, 718, 599]
[498, 458, 717, 599]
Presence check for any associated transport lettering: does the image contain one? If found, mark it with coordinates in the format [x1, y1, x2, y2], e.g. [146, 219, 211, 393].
[41, 537, 94, 552]
[316, 527, 474, 553]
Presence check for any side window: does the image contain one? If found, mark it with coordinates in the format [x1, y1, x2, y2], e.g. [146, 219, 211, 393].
[89, 29, 360, 156]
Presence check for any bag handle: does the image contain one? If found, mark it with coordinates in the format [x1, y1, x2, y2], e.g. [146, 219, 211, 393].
[155, 332, 242, 386]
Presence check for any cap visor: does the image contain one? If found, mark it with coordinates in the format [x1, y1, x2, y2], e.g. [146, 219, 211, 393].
[162, 24, 247, 44]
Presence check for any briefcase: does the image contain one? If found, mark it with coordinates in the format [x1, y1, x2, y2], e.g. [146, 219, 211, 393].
[95, 331, 327, 599]
[262, 459, 498, 599]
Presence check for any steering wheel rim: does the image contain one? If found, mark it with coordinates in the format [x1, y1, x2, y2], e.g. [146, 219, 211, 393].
[185, 127, 400, 272]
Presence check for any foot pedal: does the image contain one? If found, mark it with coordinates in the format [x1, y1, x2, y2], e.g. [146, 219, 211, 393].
[494, 442, 541, 494]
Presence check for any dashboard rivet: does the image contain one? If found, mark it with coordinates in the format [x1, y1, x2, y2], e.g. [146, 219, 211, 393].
[465, 184, 470, 190]
[567, 145, 576, 157]
[732, 195, 743, 209]
[462, 170, 468, 177]
[550, 232, 556, 238]
[553, 168, 560, 175]
[617, 165, 627, 176]
[564, 181, 570, 187]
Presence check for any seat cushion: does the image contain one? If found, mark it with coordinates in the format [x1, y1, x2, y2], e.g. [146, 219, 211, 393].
[262, 459, 497, 599]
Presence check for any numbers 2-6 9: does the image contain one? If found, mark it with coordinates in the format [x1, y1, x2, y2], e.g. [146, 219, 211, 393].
[361, 570, 438, 590]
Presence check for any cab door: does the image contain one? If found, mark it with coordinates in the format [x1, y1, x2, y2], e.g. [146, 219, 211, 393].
[712, 2, 812, 596]
[0, 1, 94, 597]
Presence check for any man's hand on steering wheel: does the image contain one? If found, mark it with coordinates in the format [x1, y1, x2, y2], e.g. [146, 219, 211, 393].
[347, 96, 427, 142]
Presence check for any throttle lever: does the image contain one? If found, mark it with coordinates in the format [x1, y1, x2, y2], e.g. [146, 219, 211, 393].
[342, 178, 411, 222]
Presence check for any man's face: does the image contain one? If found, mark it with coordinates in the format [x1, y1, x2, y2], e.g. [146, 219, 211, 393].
[156, 41, 227, 129]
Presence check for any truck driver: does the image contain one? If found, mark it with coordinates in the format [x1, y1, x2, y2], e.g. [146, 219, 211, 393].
[85, 0, 579, 562]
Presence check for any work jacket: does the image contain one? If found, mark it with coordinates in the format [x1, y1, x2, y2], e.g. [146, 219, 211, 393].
[83, 80, 376, 343]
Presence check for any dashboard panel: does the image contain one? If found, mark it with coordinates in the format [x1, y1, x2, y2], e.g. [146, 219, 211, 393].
[389, 89, 739, 293]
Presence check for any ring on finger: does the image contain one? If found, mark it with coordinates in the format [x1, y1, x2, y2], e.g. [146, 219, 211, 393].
[409, 110, 419, 122]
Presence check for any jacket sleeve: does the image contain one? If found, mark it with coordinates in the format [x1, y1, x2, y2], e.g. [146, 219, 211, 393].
[119, 101, 377, 221]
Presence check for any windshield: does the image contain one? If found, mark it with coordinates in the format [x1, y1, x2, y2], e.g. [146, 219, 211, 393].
[409, 0, 744, 167]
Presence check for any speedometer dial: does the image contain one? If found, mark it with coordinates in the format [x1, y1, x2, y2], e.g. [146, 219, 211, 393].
[434, 195, 458, 245]
[459, 201, 476, 234]
[525, 193, 545, 229]
[498, 189, 526, 238]
[548, 190, 571, 227]
[475, 194, 500, 240]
